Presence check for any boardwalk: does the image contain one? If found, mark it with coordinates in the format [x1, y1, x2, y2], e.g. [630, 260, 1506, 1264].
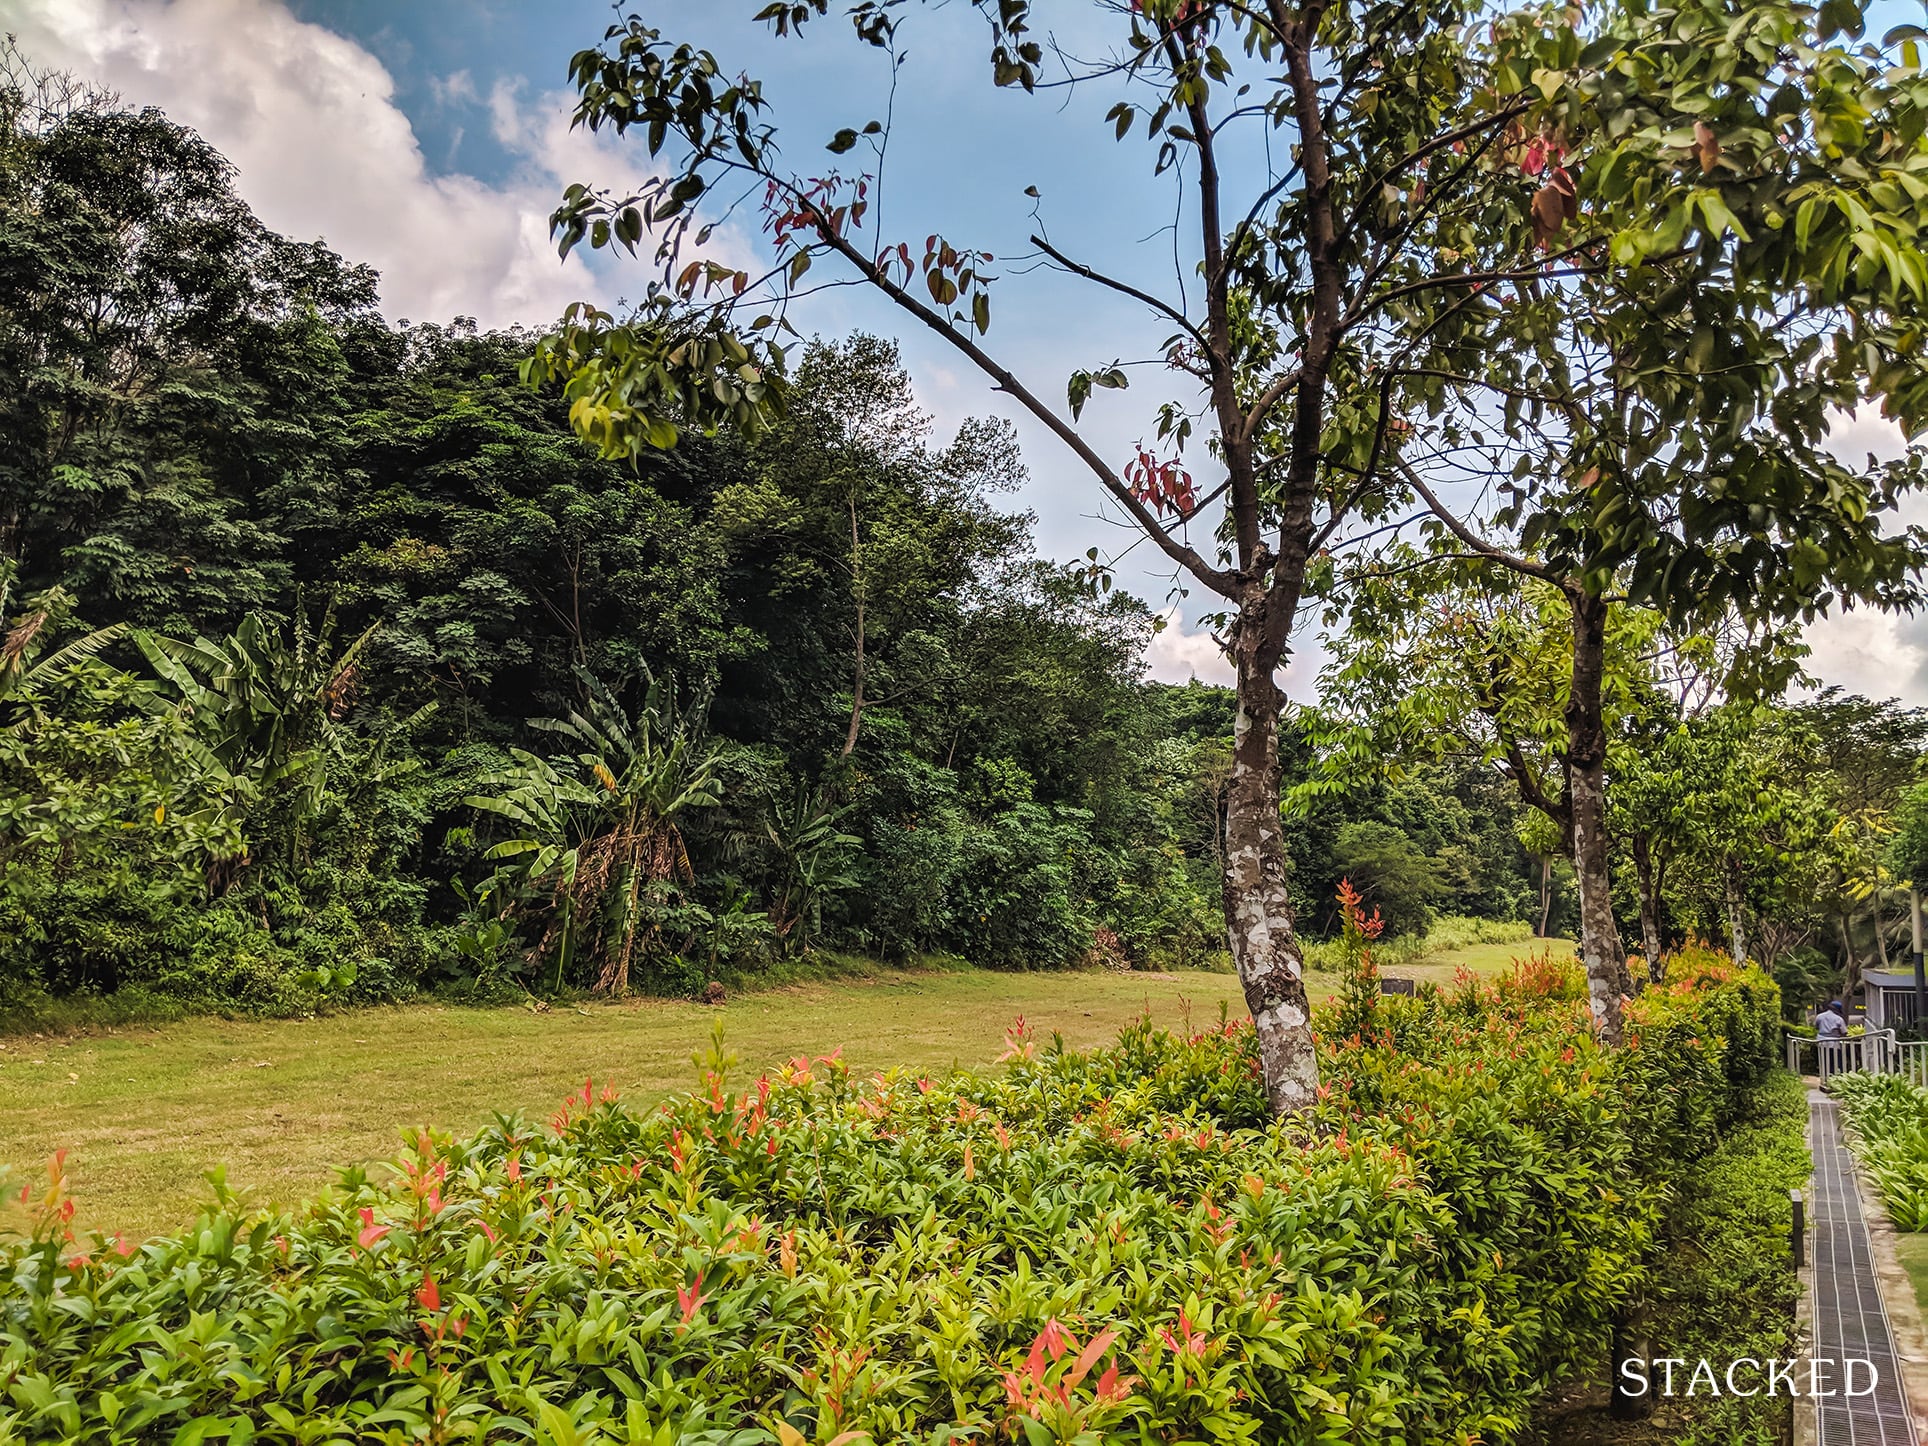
[1810, 1090, 1922, 1444]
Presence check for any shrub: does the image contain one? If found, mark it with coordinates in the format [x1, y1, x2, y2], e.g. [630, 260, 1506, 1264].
[0, 959, 1781, 1445]
[1648, 1071, 1809, 1446]
[1300, 914, 1535, 975]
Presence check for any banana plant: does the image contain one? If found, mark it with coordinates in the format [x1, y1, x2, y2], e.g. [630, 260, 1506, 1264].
[765, 785, 860, 955]
[130, 608, 377, 889]
[0, 566, 128, 723]
[465, 668, 721, 993]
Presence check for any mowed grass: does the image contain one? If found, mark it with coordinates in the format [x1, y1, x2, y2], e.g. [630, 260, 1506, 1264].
[1, 967, 1244, 1239]
[0, 938, 1561, 1240]
[1897, 1233, 1928, 1322]
[1389, 936, 1576, 988]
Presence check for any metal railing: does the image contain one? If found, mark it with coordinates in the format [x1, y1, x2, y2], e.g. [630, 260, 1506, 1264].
[1895, 1037, 1928, 1089]
[1786, 1027, 1928, 1086]
[1786, 1028, 1899, 1081]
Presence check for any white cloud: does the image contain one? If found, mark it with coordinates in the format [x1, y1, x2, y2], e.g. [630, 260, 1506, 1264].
[1825, 402, 1910, 467]
[1795, 405, 1928, 706]
[1804, 605, 1928, 703]
[2, 0, 699, 328]
[1144, 606, 1328, 699]
[1146, 607, 1234, 686]
[427, 69, 477, 109]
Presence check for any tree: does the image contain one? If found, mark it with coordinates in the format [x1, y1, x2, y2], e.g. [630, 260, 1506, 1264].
[1313, 562, 1656, 945]
[1785, 691, 1928, 987]
[1374, 0, 1928, 1039]
[329, 323, 734, 734]
[0, 565, 126, 724]
[131, 610, 378, 892]
[530, 0, 1686, 1107]
[1631, 704, 1850, 973]
[763, 785, 861, 952]
[1330, 820, 1444, 938]
[1518, 808, 1563, 939]
[0, 55, 380, 633]
[3, 49, 1359, 1012]
[540, 0, 1928, 1082]
[1610, 714, 1704, 975]
[716, 335, 1029, 765]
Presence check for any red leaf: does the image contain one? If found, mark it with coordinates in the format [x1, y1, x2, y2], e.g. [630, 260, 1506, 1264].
[357, 1208, 390, 1249]
[677, 1270, 707, 1324]
[1069, 1327, 1118, 1386]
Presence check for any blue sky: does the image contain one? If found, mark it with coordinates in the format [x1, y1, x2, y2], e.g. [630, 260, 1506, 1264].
[9, 0, 1926, 701]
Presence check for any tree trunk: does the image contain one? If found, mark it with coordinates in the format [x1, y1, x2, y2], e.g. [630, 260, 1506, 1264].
[1837, 912, 1862, 1012]
[841, 495, 866, 758]
[1723, 858, 1748, 964]
[1608, 1309, 1653, 1422]
[1911, 887, 1925, 1028]
[1223, 599, 1319, 1116]
[1874, 893, 1892, 971]
[1631, 833, 1664, 984]
[1564, 589, 1629, 1045]
[1538, 855, 1553, 937]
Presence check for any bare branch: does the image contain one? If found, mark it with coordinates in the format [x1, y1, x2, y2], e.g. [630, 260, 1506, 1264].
[1393, 457, 1553, 582]
[799, 205, 1238, 597]
[1027, 233, 1211, 354]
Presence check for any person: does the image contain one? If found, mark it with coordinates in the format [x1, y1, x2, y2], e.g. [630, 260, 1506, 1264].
[1816, 999, 1849, 1039]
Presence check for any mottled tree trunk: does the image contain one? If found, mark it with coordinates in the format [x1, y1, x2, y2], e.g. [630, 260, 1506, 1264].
[1837, 913, 1862, 1011]
[1631, 833, 1664, 984]
[1723, 859, 1749, 964]
[1223, 599, 1318, 1116]
[1565, 590, 1629, 1045]
[841, 496, 867, 758]
[1538, 856, 1553, 937]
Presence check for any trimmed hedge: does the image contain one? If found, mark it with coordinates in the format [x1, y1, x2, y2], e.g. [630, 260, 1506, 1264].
[1, 955, 1780, 1445]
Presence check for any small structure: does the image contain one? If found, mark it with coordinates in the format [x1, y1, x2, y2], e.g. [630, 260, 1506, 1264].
[1858, 969, 1928, 1030]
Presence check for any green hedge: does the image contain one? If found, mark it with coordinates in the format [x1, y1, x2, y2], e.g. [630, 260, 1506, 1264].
[0, 956, 1781, 1445]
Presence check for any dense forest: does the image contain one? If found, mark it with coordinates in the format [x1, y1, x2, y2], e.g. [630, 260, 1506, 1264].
[0, 75, 1554, 1015]
[0, 60, 1921, 1020]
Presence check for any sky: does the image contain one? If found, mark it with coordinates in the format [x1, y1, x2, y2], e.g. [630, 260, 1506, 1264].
[4, 0, 1926, 705]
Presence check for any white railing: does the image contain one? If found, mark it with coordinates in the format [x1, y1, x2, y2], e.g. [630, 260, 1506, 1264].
[1896, 1038, 1928, 1089]
[1787, 1028, 1900, 1081]
[1788, 1027, 1928, 1088]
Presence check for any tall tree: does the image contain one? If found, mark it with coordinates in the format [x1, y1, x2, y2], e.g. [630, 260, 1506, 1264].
[535, 0, 1928, 1084]
[1372, 0, 1928, 1033]
[0, 53, 380, 632]
[1314, 559, 1661, 960]
[717, 335, 1030, 765]
[530, 0, 1683, 1104]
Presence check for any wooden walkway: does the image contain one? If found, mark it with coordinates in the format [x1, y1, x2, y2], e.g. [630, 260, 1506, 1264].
[1810, 1090, 1922, 1444]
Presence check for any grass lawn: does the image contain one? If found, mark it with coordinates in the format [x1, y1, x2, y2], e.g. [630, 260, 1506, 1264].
[0, 937, 1559, 1240]
[1378, 936, 1575, 990]
[1898, 1233, 1928, 1321]
[0, 966, 1245, 1239]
